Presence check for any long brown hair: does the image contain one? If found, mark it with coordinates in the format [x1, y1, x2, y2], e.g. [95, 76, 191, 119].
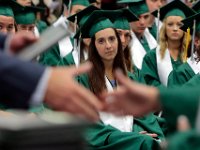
[159, 18, 187, 61]
[88, 28, 127, 95]
[124, 46, 133, 72]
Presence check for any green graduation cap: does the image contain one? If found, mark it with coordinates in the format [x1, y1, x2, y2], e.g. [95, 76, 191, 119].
[71, 0, 90, 7]
[15, 6, 44, 25]
[68, 5, 99, 27]
[192, 0, 200, 13]
[180, 11, 200, 33]
[152, 0, 195, 21]
[117, 0, 148, 16]
[79, 10, 114, 38]
[101, 8, 138, 30]
[0, 0, 22, 17]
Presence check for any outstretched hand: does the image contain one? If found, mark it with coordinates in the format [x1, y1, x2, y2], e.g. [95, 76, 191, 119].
[102, 70, 160, 117]
[44, 62, 103, 121]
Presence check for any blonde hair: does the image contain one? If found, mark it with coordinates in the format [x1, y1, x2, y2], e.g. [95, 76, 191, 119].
[159, 18, 188, 61]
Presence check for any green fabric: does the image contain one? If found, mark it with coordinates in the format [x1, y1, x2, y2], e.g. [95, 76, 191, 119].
[133, 65, 146, 84]
[102, 9, 138, 30]
[36, 20, 48, 33]
[71, 0, 90, 7]
[141, 49, 182, 87]
[39, 44, 61, 66]
[152, 0, 195, 21]
[182, 74, 200, 87]
[15, 11, 36, 24]
[168, 62, 196, 87]
[140, 36, 151, 52]
[159, 86, 200, 133]
[85, 123, 160, 150]
[0, 0, 22, 17]
[57, 51, 75, 66]
[167, 130, 200, 150]
[165, 8, 186, 19]
[77, 72, 164, 149]
[81, 10, 114, 38]
[89, 18, 114, 38]
[129, 0, 149, 16]
[0, 6, 14, 17]
[148, 22, 157, 40]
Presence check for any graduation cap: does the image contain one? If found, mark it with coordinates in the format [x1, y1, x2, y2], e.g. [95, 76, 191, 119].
[192, 0, 200, 13]
[117, 0, 148, 16]
[79, 10, 114, 38]
[71, 0, 90, 7]
[181, 12, 200, 33]
[15, 6, 44, 24]
[101, 8, 138, 30]
[152, 0, 195, 21]
[68, 5, 99, 27]
[0, 0, 22, 17]
[180, 12, 200, 61]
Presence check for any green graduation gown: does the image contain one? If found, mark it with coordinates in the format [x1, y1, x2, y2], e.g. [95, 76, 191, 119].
[78, 72, 164, 150]
[141, 50, 182, 87]
[159, 86, 200, 133]
[167, 61, 200, 88]
[39, 44, 61, 66]
[57, 51, 75, 66]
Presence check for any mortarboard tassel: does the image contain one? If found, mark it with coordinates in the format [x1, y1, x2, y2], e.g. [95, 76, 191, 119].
[183, 27, 191, 62]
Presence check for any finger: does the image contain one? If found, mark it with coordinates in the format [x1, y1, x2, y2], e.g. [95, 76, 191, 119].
[177, 115, 191, 131]
[69, 62, 93, 76]
[68, 95, 100, 121]
[74, 83, 103, 110]
[139, 131, 147, 134]
[145, 133, 158, 138]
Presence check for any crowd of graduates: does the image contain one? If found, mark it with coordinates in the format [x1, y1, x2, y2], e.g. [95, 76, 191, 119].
[1, 0, 200, 149]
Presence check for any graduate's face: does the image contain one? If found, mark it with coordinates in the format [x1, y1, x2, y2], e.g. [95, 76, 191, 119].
[17, 24, 35, 34]
[0, 15, 15, 34]
[165, 16, 184, 41]
[116, 29, 131, 50]
[145, 0, 162, 12]
[95, 28, 118, 62]
[130, 13, 150, 36]
[16, 0, 32, 6]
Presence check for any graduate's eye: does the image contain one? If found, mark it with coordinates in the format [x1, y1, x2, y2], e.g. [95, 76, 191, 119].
[108, 36, 116, 43]
[7, 25, 14, 31]
[117, 31, 122, 37]
[97, 38, 105, 44]
[167, 23, 173, 27]
[125, 33, 131, 39]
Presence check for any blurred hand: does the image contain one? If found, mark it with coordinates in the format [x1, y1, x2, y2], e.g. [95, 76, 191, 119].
[139, 131, 158, 138]
[8, 31, 37, 54]
[102, 70, 160, 117]
[44, 62, 103, 121]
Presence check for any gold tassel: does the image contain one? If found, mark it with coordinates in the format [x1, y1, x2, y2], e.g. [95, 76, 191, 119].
[183, 28, 191, 62]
